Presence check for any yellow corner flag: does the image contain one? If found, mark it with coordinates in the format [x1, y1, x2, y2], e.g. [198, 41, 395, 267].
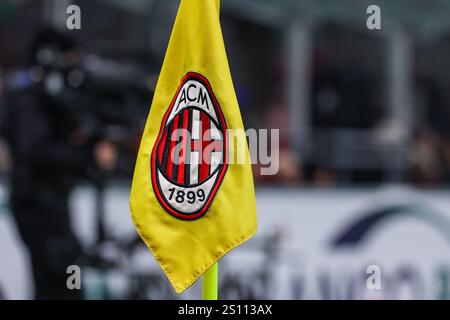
[130, 0, 257, 294]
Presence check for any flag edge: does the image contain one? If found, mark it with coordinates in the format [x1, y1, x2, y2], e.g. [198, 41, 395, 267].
[130, 199, 257, 295]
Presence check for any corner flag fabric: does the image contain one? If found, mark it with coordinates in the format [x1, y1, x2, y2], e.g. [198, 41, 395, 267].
[130, 0, 257, 294]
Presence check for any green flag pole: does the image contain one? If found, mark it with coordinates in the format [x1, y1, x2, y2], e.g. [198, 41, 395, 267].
[202, 0, 220, 303]
[202, 262, 218, 300]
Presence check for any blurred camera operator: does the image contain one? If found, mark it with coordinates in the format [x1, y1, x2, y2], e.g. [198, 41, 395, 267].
[1, 28, 117, 299]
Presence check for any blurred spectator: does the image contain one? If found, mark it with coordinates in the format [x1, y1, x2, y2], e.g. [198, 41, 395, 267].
[0, 28, 117, 300]
[312, 167, 336, 188]
[253, 105, 303, 186]
[408, 128, 445, 186]
[253, 145, 303, 186]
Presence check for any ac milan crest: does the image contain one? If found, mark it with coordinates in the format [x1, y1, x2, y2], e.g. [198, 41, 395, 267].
[151, 72, 228, 220]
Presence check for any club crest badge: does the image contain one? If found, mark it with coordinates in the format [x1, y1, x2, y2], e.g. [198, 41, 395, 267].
[151, 72, 228, 220]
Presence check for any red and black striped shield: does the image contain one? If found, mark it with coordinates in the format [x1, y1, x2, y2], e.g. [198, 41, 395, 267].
[151, 72, 228, 220]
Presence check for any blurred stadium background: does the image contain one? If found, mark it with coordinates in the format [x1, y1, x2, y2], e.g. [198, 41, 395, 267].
[1, 0, 450, 299]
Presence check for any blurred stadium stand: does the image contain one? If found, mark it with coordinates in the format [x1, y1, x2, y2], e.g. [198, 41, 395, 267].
[2, 0, 450, 186]
[1, 0, 450, 300]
